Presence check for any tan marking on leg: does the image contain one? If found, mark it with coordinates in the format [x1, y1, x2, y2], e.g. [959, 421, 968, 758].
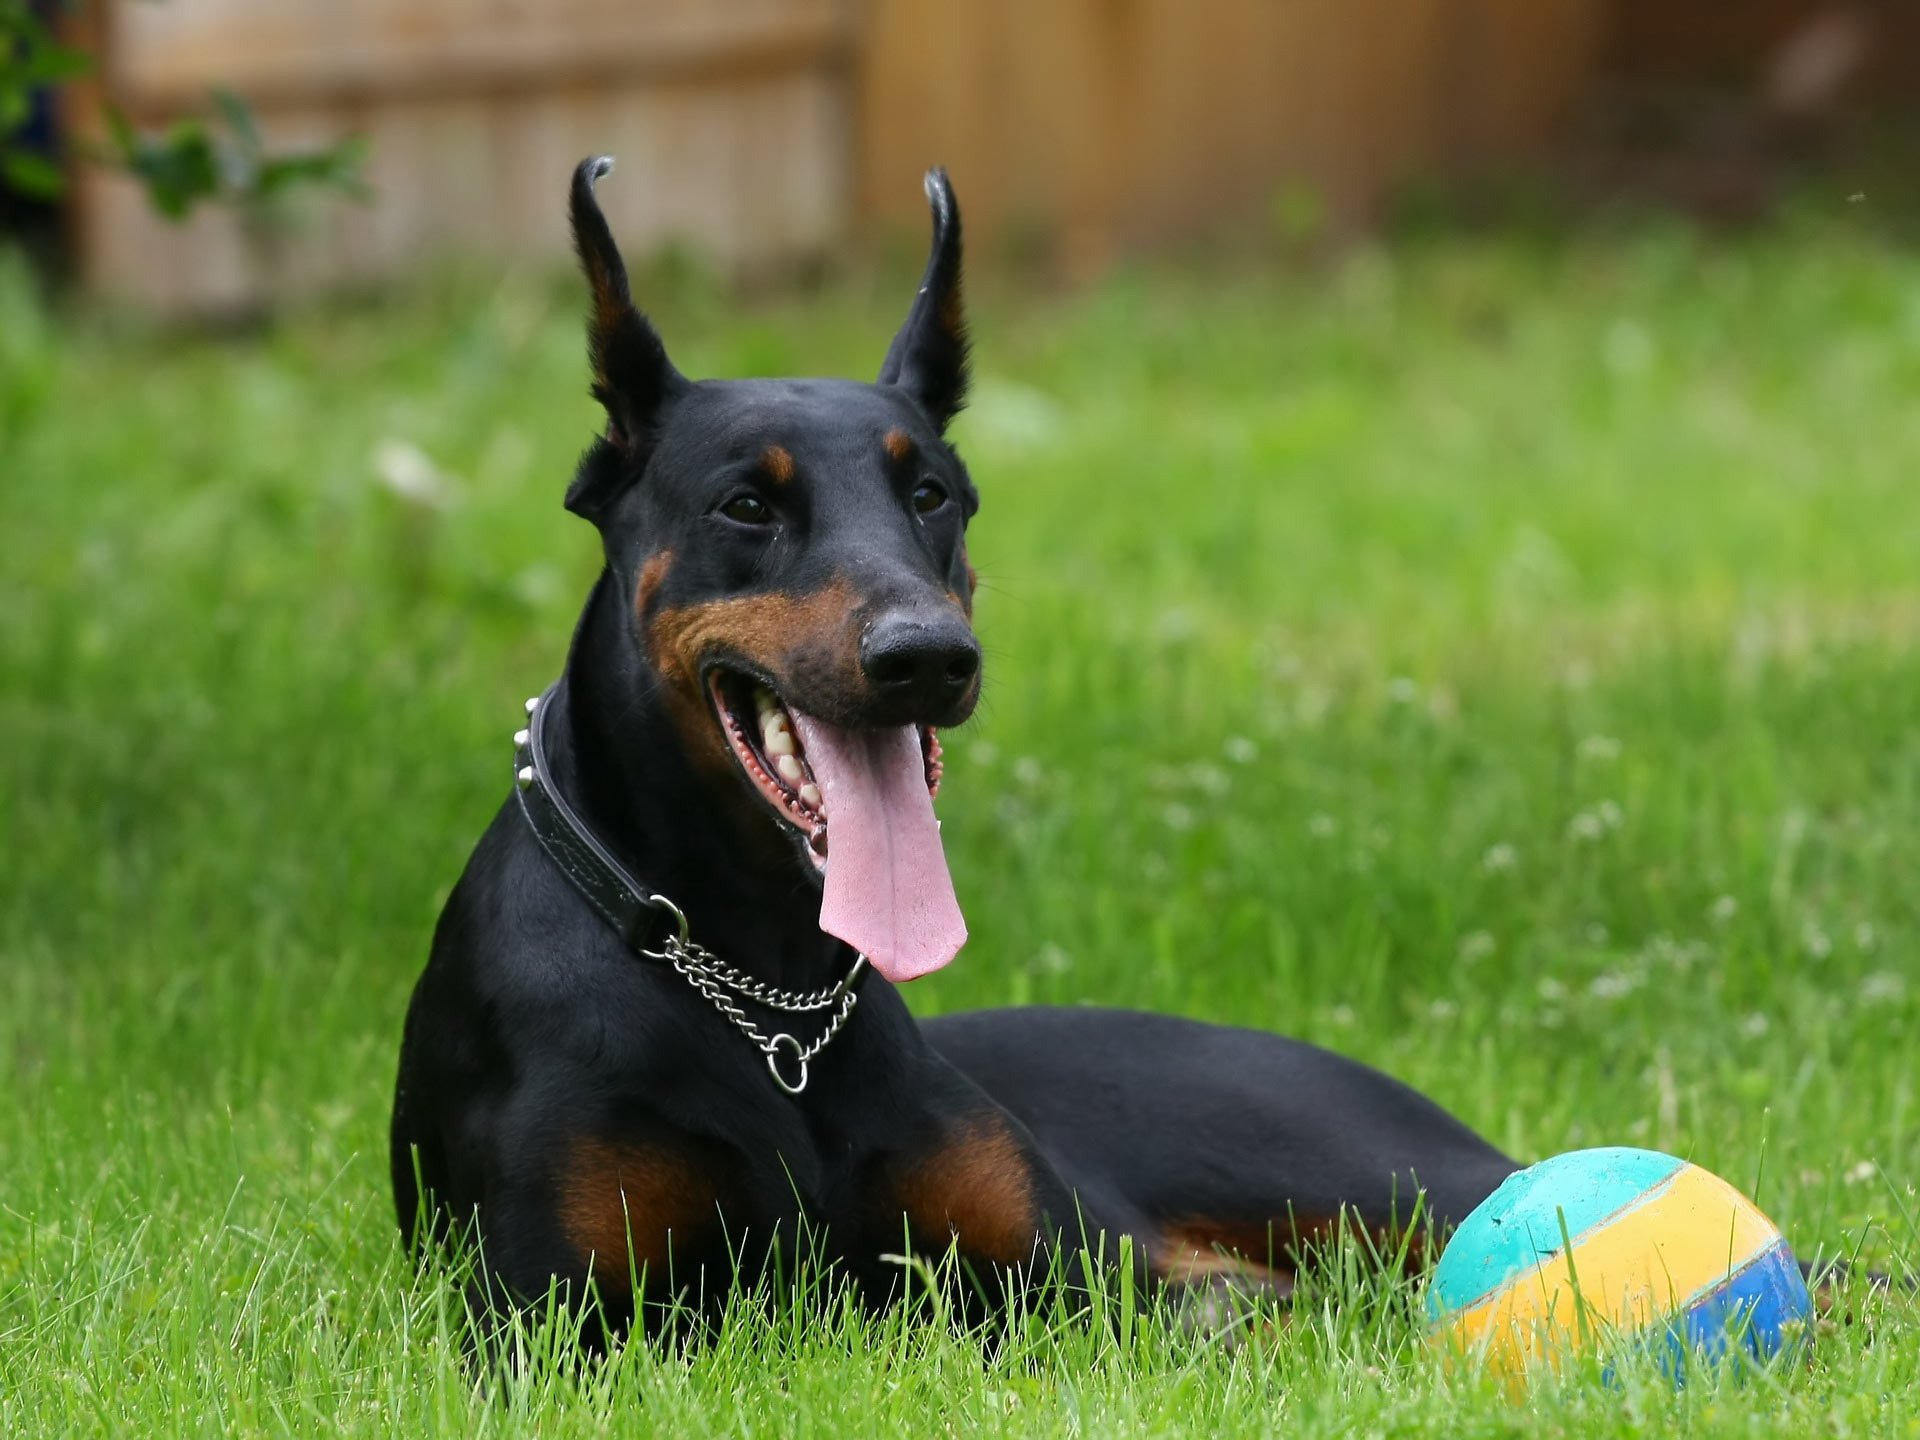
[895, 1117, 1039, 1267]
[558, 1138, 719, 1294]
[1156, 1220, 1289, 1288]
[1155, 1213, 1424, 1288]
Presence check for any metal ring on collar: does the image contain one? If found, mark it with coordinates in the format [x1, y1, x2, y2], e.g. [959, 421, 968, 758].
[765, 1033, 809, 1095]
[641, 892, 691, 953]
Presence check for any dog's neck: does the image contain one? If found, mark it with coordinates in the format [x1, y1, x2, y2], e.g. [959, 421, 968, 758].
[539, 573, 857, 991]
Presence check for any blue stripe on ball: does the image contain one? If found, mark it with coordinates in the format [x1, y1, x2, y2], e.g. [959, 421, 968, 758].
[1667, 1239, 1812, 1371]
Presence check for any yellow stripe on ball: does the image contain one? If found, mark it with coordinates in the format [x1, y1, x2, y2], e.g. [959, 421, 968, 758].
[1452, 1162, 1779, 1371]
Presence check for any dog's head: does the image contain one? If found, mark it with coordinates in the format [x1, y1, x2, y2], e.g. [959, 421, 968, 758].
[563, 157, 979, 982]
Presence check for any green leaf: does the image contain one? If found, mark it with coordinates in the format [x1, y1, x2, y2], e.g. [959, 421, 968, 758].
[1, 148, 64, 198]
[104, 104, 136, 157]
[251, 136, 369, 204]
[119, 122, 222, 220]
[16, 38, 91, 85]
[210, 88, 260, 154]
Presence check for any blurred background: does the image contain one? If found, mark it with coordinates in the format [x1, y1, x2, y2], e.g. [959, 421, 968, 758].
[4, 8, 1920, 1421]
[6, 0, 1920, 310]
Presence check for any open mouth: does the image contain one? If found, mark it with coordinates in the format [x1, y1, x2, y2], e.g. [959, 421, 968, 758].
[709, 670, 943, 869]
[705, 666, 965, 983]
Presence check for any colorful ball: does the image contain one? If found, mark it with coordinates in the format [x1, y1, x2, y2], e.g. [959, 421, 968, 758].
[1427, 1147, 1813, 1382]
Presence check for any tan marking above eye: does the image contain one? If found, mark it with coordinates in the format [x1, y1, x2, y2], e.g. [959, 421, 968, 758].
[882, 428, 914, 463]
[760, 445, 795, 484]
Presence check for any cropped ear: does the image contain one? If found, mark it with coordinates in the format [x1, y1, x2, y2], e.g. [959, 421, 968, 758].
[877, 168, 968, 431]
[566, 156, 686, 519]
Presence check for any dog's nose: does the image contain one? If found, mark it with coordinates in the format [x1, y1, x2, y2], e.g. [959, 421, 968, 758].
[860, 610, 981, 716]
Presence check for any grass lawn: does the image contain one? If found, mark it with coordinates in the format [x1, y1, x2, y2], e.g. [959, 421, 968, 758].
[3, 210, 1918, 1435]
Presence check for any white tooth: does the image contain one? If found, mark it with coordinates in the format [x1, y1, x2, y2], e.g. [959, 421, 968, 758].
[776, 754, 804, 783]
[755, 687, 777, 714]
[762, 710, 791, 736]
[764, 728, 796, 757]
[799, 782, 822, 809]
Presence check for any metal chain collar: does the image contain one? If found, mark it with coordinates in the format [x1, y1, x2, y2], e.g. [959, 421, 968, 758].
[656, 934, 868, 1095]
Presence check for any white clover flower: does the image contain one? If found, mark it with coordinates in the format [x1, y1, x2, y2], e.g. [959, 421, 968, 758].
[1458, 930, 1498, 962]
[1186, 763, 1230, 797]
[1861, 972, 1905, 1004]
[372, 438, 457, 508]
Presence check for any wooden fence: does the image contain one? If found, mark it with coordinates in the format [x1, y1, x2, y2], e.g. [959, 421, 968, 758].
[68, 0, 1612, 311]
[859, 0, 1606, 246]
[71, 0, 856, 310]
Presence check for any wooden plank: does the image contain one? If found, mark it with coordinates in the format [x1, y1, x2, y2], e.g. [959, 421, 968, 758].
[108, 0, 856, 114]
[857, 0, 1607, 246]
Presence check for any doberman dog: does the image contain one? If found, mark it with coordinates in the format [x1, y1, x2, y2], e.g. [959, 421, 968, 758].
[389, 157, 1520, 1342]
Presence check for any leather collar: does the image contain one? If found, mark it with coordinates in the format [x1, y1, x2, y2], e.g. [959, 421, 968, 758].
[513, 684, 685, 953]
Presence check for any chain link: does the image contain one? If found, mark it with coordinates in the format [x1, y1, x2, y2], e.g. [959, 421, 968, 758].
[663, 937, 867, 1094]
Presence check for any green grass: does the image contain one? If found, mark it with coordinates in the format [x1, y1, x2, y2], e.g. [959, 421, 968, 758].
[4, 210, 1919, 1435]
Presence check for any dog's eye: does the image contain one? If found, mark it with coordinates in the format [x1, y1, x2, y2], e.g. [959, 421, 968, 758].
[912, 481, 948, 516]
[719, 493, 772, 525]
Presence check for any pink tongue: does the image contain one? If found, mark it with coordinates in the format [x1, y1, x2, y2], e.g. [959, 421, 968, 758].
[788, 713, 966, 983]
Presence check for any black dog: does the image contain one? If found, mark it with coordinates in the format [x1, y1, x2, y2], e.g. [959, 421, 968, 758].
[390, 158, 1518, 1340]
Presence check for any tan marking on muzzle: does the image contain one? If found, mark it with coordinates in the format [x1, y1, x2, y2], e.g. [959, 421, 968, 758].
[646, 578, 864, 691]
[644, 578, 868, 783]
